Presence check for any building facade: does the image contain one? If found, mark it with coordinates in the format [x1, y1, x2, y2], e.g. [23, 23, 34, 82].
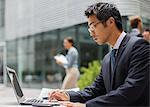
[1, 0, 150, 88]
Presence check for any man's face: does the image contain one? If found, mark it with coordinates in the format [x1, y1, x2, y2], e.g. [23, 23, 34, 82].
[88, 15, 111, 45]
[143, 31, 150, 41]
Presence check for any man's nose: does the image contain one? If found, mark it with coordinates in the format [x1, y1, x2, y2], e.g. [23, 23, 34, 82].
[89, 30, 96, 37]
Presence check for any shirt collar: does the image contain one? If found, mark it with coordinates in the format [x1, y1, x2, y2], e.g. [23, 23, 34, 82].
[131, 28, 140, 34]
[113, 31, 126, 49]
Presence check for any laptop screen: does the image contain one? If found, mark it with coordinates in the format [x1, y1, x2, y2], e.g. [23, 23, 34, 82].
[8, 69, 24, 98]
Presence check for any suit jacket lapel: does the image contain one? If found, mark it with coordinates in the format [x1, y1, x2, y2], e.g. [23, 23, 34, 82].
[111, 35, 130, 89]
[103, 53, 112, 92]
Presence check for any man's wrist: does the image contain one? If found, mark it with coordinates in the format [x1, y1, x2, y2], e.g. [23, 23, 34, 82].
[65, 91, 70, 101]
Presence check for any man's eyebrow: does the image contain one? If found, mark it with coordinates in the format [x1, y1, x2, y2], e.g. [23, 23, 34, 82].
[89, 22, 94, 26]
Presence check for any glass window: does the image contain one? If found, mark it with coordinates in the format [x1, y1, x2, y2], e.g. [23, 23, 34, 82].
[142, 18, 150, 30]
[0, 27, 4, 42]
[0, 45, 4, 83]
[16, 36, 43, 88]
[122, 16, 128, 32]
[6, 40, 17, 85]
[6, 40, 17, 70]
[0, 9, 4, 27]
[17, 38, 29, 86]
[0, 0, 4, 10]
[42, 31, 62, 87]
[78, 23, 99, 67]
[0, 10, 3, 27]
[34, 34, 44, 73]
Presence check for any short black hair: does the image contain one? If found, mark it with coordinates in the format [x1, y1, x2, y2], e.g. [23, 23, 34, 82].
[85, 2, 123, 31]
[144, 28, 150, 33]
[64, 37, 74, 46]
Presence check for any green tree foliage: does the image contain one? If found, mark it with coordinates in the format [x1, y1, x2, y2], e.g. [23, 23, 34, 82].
[77, 60, 101, 90]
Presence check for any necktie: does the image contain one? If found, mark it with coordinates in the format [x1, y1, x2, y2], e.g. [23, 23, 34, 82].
[110, 49, 117, 72]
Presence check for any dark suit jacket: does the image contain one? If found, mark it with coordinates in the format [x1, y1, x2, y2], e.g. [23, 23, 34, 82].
[129, 29, 143, 38]
[68, 35, 150, 106]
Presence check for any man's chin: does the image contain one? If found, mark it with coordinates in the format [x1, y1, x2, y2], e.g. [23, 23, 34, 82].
[97, 42, 103, 45]
[95, 40, 103, 45]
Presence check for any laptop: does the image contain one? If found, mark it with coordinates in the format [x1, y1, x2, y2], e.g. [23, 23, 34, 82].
[6, 67, 60, 106]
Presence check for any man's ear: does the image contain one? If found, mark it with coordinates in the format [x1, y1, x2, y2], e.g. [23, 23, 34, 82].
[106, 17, 115, 27]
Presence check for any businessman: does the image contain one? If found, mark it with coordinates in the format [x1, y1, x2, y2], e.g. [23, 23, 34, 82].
[129, 16, 143, 37]
[48, 2, 149, 107]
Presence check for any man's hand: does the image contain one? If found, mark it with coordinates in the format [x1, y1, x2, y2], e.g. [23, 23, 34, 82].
[60, 101, 86, 107]
[48, 89, 69, 101]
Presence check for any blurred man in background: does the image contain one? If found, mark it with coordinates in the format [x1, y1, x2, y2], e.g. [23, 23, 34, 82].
[143, 28, 150, 42]
[129, 16, 143, 37]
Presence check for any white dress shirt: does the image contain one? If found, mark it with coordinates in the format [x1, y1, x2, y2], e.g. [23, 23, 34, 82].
[113, 31, 126, 50]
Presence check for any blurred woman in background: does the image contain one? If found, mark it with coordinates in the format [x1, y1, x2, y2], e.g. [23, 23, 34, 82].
[55, 37, 80, 89]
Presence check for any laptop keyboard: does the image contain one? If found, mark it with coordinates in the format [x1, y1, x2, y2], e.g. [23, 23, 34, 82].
[23, 98, 60, 106]
[25, 98, 43, 104]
